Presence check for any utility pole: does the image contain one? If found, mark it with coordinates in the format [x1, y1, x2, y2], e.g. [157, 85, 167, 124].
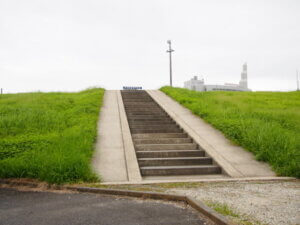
[166, 40, 174, 87]
[297, 70, 299, 91]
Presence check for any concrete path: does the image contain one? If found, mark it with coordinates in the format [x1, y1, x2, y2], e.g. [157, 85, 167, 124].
[0, 188, 210, 225]
[93, 90, 128, 182]
[147, 90, 276, 178]
[93, 90, 141, 182]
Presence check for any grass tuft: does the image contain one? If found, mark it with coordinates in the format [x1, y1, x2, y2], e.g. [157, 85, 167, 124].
[0, 88, 105, 184]
[205, 201, 240, 218]
[160, 86, 300, 178]
[205, 201, 263, 225]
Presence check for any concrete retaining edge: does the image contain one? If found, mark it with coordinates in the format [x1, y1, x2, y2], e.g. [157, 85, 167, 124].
[186, 197, 232, 225]
[0, 178, 235, 225]
[117, 90, 142, 182]
[66, 186, 187, 202]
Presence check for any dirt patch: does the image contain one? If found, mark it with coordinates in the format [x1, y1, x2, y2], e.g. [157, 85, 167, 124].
[0, 178, 73, 194]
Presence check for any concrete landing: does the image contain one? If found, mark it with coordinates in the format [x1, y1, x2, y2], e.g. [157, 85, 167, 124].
[93, 90, 128, 182]
[147, 90, 276, 178]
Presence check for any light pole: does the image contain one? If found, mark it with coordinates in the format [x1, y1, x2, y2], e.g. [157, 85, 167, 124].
[166, 40, 174, 87]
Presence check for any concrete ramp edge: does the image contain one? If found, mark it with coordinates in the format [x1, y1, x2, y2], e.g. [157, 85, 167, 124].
[117, 91, 142, 182]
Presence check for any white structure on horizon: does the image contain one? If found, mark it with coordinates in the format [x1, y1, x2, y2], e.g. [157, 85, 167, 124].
[184, 63, 251, 92]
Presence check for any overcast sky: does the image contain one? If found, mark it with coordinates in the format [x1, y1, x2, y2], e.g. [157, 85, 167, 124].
[1, 0, 299, 93]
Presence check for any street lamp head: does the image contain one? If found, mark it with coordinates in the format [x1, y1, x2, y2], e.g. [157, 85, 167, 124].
[167, 40, 171, 44]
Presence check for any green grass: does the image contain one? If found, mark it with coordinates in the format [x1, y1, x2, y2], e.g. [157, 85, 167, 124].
[205, 201, 240, 218]
[0, 88, 104, 184]
[160, 86, 300, 178]
[205, 201, 263, 225]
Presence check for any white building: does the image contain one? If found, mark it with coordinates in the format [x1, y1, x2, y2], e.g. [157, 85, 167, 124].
[184, 63, 251, 92]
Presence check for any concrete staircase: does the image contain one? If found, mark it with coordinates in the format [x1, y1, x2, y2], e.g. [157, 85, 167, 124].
[121, 90, 222, 177]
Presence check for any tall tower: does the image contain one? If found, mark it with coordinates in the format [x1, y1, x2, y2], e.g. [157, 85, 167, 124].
[239, 62, 248, 89]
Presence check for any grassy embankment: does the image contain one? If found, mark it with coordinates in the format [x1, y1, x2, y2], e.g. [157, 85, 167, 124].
[160, 86, 300, 178]
[0, 88, 104, 184]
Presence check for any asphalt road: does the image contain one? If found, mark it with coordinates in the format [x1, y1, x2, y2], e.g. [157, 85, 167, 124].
[0, 188, 211, 225]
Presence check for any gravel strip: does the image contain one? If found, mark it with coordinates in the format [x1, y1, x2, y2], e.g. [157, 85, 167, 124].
[167, 181, 300, 225]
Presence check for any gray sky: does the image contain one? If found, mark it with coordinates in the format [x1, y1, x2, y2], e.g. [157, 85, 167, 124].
[1, 0, 299, 93]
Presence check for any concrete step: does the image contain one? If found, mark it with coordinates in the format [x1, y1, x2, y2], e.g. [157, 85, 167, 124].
[131, 129, 182, 134]
[122, 95, 149, 97]
[127, 112, 167, 116]
[125, 106, 159, 109]
[124, 103, 158, 106]
[128, 113, 165, 115]
[138, 157, 212, 166]
[128, 118, 171, 122]
[129, 121, 174, 125]
[125, 107, 161, 110]
[134, 138, 192, 144]
[127, 115, 170, 119]
[140, 165, 221, 176]
[128, 118, 173, 122]
[125, 107, 163, 110]
[135, 143, 198, 151]
[122, 91, 150, 97]
[132, 133, 187, 139]
[136, 150, 205, 158]
[126, 111, 166, 114]
[123, 94, 149, 95]
[129, 121, 175, 125]
[123, 99, 153, 102]
[122, 96, 152, 98]
[123, 101, 154, 104]
[127, 113, 168, 116]
[126, 110, 164, 114]
[125, 106, 161, 108]
[130, 124, 178, 129]
[125, 107, 159, 110]
[126, 108, 160, 111]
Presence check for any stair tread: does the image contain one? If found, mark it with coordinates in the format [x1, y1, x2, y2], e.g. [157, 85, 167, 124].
[141, 165, 219, 169]
[136, 143, 196, 146]
[138, 157, 211, 160]
[134, 137, 190, 140]
[134, 126, 180, 131]
[130, 125, 177, 127]
[134, 133, 184, 135]
[137, 150, 203, 153]
[133, 133, 187, 139]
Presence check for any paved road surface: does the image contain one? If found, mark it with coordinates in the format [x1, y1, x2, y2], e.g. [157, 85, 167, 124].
[0, 188, 210, 225]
